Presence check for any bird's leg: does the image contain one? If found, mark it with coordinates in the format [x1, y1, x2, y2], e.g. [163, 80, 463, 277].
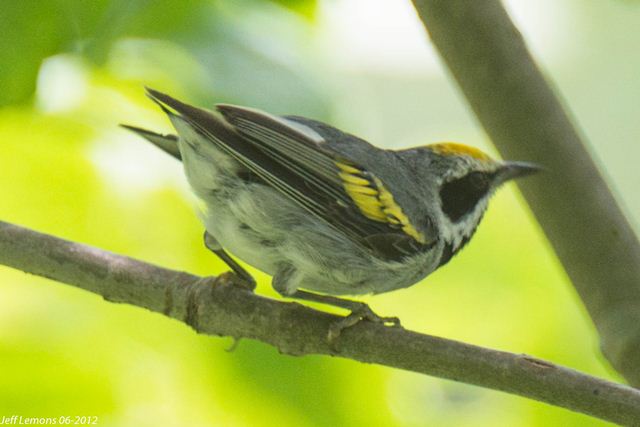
[203, 231, 256, 291]
[272, 265, 401, 345]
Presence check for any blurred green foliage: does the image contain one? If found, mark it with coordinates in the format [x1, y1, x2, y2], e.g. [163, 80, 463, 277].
[1, 0, 638, 426]
[0, 0, 318, 106]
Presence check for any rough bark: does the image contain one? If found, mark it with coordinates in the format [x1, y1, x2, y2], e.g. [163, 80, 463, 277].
[1, 220, 639, 424]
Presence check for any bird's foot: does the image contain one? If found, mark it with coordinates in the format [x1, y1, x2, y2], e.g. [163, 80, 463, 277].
[328, 302, 401, 346]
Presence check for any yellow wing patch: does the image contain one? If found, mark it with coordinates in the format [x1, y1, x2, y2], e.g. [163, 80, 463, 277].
[428, 142, 491, 161]
[336, 161, 426, 244]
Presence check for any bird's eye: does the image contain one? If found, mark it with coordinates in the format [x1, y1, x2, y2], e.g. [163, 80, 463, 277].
[439, 171, 493, 223]
[468, 172, 489, 190]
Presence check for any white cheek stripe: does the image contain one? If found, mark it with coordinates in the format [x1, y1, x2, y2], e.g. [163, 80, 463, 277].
[442, 196, 490, 250]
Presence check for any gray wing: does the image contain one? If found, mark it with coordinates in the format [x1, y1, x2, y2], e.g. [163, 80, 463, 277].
[216, 104, 429, 247]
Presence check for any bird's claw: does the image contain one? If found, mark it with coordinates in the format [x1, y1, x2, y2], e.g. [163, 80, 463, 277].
[327, 303, 401, 347]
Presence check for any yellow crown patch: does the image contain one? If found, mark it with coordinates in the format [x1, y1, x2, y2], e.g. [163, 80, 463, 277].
[428, 142, 491, 161]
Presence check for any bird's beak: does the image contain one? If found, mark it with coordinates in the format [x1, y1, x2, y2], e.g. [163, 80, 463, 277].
[496, 161, 542, 185]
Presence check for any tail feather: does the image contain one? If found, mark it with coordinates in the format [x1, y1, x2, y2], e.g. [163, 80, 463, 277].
[120, 124, 181, 160]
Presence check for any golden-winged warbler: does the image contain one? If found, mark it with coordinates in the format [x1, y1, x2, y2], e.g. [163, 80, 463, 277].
[124, 88, 539, 336]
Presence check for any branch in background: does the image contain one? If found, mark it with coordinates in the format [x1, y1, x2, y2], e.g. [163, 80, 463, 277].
[1, 221, 640, 424]
[410, 0, 640, 386]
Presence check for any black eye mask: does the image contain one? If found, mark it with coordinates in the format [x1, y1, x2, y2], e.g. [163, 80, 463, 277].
[439, 171, 493, 222]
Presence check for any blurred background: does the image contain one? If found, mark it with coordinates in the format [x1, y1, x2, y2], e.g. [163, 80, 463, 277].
[1, 0, 638, 426]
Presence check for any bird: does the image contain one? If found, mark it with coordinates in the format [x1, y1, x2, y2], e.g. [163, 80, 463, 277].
[123, 88, 539, 338]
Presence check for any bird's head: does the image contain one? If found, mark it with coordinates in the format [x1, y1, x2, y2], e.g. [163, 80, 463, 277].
[400, 142, 539, 264]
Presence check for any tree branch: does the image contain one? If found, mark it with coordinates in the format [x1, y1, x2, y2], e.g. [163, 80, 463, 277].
[1, 220, 639, 424]
[410, 0, 640, 386]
